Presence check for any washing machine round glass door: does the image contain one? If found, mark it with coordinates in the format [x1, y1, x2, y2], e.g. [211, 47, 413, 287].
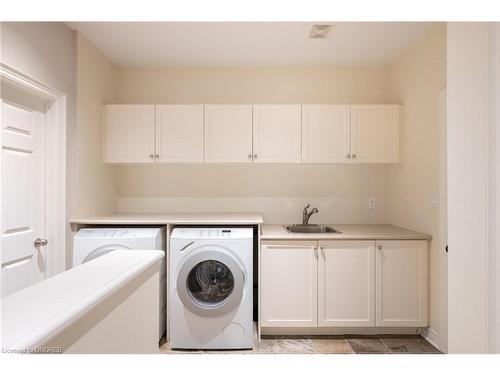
[176, 247, 246, 317]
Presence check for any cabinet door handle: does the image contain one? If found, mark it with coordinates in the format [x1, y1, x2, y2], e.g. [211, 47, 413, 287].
[248, 154, 252, 160]
[346, 154, 351, 159]
[352, 154, 357, 159]
[149, 154, 154, 159]
[155, 154, 159, 159]
[253, 154, 258, 159]
[377, 245, 382, 250]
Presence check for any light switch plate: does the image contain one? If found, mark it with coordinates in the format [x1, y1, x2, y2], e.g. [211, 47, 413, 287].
[431, 192, 440, 208]
[368, 198, 376, 209]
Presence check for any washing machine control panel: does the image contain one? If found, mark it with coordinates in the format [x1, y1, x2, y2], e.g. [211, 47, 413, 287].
[75, 228, 162, 239]
[171, 228, 253, 240]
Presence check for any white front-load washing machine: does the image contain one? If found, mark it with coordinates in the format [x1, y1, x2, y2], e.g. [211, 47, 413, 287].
[73, 227, 166, 341]
[169, 227, 253, 349]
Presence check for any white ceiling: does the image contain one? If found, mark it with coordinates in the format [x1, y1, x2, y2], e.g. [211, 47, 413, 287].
[68, 22, 434, 68]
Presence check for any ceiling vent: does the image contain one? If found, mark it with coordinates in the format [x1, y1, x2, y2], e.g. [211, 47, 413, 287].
[309, 24, 333, 39]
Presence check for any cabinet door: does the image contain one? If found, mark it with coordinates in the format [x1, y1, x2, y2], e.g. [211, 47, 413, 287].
[318, 241, 375, 327]
[204, 105, 253, 163]
[301, 105, 351, 163]
[103, 105, 156, 163]
[350, 105, 400, 163]
[375, 240, 428, 327]
[155, 105, 204, 162]
[261, 241, 318, 327]
[252, 105, 301, 163]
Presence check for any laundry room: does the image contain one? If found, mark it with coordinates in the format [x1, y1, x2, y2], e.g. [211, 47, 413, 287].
[2, 2, 500, 373]
[64, 21, 448, 354]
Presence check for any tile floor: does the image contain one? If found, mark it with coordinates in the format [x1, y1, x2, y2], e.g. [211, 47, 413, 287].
[160, 333, 441, 354]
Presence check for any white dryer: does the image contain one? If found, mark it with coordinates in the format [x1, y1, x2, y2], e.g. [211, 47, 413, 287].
[169, 228, 253, 349]
[73, 227, 166, 341]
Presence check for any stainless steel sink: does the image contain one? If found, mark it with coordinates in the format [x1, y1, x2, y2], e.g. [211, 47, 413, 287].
[285, 224, 341, 234]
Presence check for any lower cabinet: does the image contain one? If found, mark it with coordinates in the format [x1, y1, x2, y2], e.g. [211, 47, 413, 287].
[318, 241, 375, 327]
[375, 240, 428, 327]
[261, 241, 318, 327]
[260, 239, 428, 328]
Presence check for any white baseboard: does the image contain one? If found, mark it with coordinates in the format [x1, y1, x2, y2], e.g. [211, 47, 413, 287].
[262, 326, 421, 336]
[419, 327, 443, 352]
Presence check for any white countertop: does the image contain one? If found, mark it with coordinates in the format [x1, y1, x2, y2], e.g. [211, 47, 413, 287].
[70, 213, 264, 225]
[1, 250, 164, 351]
[261, 224, 431, 240]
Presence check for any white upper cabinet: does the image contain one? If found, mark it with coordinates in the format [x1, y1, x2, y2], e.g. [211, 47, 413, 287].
[204, 105, 253, 163]
[103, 105, 156, 163]
[103, 103, 401, 164]
[252, 105, 301, 163]
[155, 105, 204, 163]
[351, 105, 400, 163]
[375, 240, 428, 327]
[261, 241, 318, 327]
[318, 241, 375, 327]
[302, 105, 351, 163]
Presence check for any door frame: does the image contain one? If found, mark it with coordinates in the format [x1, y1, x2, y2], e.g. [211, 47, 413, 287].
[488, 22, 500, 354]
[437, 88, 448, 353]
[0, 63, 67, 278]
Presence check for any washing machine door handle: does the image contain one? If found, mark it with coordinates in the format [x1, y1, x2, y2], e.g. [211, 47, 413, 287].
[81, 244, 132, 264]
[179, 241, 195, 252]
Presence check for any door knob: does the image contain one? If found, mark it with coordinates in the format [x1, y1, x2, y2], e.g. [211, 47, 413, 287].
[34, 238, 48, 247]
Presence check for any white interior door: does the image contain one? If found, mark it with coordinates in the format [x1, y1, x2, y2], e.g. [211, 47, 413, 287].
[1, 101, 46, 297]
[447, 23, 497, 353]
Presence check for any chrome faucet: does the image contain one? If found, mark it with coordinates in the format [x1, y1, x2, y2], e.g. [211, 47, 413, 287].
[302, 204, 319, 224]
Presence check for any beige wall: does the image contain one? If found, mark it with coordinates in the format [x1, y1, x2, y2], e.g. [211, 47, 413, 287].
[74, 34, 118, 217]
[386, 24, 447, 350]
[116, 164, 388, 224]
[114, 66, 391, 223]
[116, 67, 389, 104]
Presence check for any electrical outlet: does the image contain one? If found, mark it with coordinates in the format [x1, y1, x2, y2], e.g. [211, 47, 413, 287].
[368, 198, 376, 209]
[431, 192, 440, 208]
